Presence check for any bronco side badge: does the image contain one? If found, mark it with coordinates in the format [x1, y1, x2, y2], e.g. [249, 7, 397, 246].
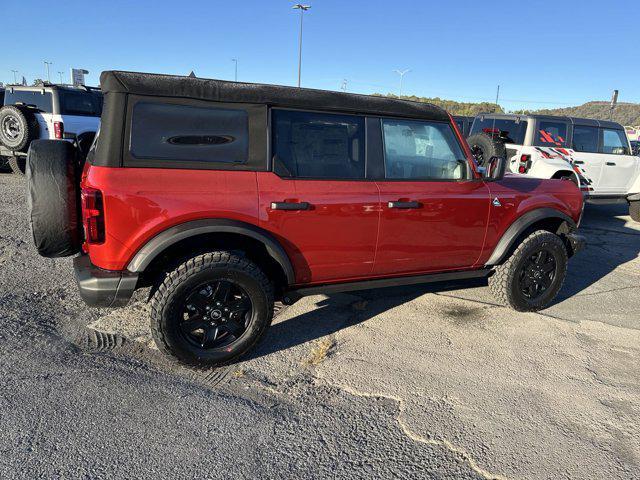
[492, 197, 502, 207]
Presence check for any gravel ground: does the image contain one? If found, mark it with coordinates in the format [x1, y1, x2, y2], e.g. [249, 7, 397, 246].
[1, 172, 639, 479]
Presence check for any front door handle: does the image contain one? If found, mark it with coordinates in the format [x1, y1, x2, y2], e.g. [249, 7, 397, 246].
[573, 160, 585, 164]
[606, 162, 616, 166]
[271, 201, 310, 211]
[388, 200, 422, 209]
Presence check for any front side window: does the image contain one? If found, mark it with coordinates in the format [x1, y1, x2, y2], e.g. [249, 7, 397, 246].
[130, 102, 249, 163]
[272, 110, 365, 179]
[5, 90, 53, 112]
[382, 119, 467, 180]
[468, 118, 528, 145]
[572, 125, 598, 153]
[535, 120, 568, 147]
[601, 128, 629, 155]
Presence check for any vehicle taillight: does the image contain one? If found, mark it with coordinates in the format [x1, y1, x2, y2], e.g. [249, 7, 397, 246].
[518, 154, 531, 174]
[81, 188, 105, 245]
[54, 121, 64, 139]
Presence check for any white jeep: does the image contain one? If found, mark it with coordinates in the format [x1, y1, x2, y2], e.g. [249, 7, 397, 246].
[0, 84, 101, 174]
[467, 114, 640, 221]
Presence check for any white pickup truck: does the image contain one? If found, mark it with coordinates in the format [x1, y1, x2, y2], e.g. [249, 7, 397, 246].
[467, 114, 640, 221]
[0, 84, 101, 174]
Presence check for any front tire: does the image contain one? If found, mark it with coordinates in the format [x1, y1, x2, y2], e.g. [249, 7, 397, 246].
[489, 230, 568, 311]
[150, 251, 274, 367]
[8, 156, 26, 175]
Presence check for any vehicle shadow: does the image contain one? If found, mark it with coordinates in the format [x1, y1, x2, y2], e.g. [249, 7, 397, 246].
[247, 203, 639, 360]
[247, 278, 487, 361]
[556, 202, 640, 300]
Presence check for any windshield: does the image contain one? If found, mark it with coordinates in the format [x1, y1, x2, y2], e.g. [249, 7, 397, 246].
[469, 118, 528, 145]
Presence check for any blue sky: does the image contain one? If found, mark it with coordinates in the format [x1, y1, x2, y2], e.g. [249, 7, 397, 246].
[3, 0, 638, 111]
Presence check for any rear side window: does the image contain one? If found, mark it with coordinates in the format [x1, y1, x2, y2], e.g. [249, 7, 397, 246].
[272, 110, 365, 179]
[469, 118, 527, 144]
[572, 125, 599, 153]
[4, 90, 53, 112]
[130, 102, 249, 164]
[535, 120, 568, 147]
[601, 128, 629, 155]
[382, 119, 466, 180]
[60, 90, 102, 116]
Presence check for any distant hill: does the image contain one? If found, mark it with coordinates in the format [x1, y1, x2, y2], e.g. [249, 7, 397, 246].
[512, 101, 640, 126]
[374, 93, 504, 116]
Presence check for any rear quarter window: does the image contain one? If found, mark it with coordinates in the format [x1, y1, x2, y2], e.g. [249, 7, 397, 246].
[534, 120, 568, 147]
[469, 118, 528, 145]
[60, 90, 102, 116]
[130, 102, 249, 164]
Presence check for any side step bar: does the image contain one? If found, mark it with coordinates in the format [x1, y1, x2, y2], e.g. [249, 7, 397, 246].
[283, 269, 492, 304]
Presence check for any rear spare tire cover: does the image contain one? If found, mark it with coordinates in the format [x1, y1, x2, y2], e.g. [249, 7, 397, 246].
[27, 140, 82, 257]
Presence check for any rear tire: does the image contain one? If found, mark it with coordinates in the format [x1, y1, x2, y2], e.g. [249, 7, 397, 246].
[150, 251, 274, 368]
[8, 156, 25, 175]
[467, 132, 506, 166]
[489, 230, 568, 311]
[630, 200, 640, 222]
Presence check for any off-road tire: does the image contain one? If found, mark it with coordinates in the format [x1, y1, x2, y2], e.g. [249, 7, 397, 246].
[150, 251, 274, 367]
[630, 200, 640, 222]
[467, 132, 506, 166]
[0, 105, 39, 152]
[489, 230, 568, 312]
[8, 156, 26, 175]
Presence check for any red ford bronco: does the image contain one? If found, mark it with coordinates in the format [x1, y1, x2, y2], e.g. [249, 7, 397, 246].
[26, 71, 585, 367]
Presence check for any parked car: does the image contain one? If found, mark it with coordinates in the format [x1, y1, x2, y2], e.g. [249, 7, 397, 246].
[0, 84, 102, 174]
[26, 71, 585, 367]
[453, 115, 474, 137]
[467, 114, 640, 221]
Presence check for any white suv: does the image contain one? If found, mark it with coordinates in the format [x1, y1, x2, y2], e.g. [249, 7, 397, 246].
[468, 114, 640, 221]
[0, 84, 101, 174]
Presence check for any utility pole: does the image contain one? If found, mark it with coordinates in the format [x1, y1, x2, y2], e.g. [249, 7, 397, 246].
[11, 70, 18, 84]
[393, 69, 410, 96]
[340, 79, 348, 92]
[44, 61, 52, 83]
[292, 4, 311, 88]
[58, 71, 64, 85]
[231, 58, 238, 82]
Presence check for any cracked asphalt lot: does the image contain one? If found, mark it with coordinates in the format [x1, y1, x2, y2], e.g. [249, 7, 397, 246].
[1, 173, 639, 479]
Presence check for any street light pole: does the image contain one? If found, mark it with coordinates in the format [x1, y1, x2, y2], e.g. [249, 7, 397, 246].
[44, 61, 52, 83]
[393, 69, 411, 97]
[292, 4, 310, 88]
[231, 58, 238, 82]
[11, 70, 18, 84]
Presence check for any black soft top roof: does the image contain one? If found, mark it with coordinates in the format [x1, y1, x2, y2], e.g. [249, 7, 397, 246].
[100, 70, 450, 122]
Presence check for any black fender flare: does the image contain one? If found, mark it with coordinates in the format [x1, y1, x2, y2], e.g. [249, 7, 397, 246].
[485, 208, 576, 266]
[126, 219, 296, 284]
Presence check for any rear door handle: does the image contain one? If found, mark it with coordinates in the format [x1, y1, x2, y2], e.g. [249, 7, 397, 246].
[388, 200, 422, 209]
[606, 162, 616, 166]
[271, 201, 310, 211]
[573, 160, 585, 164]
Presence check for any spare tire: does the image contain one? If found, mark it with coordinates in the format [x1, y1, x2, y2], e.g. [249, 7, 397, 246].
[0, 105, 39, 152]
[467, 132, 506, 166]
[26, 140, 82, 258]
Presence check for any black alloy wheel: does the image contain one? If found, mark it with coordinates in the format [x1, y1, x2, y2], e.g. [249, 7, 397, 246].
[180, 280, 252, 349]
[517, 248, 557, 300]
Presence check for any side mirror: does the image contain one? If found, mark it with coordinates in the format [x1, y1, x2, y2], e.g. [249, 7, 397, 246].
[479, 156, 506, 181]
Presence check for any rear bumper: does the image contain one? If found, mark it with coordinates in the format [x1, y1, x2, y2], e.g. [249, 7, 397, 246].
[566, 233, 586, 257]
[73, 255, 138, 307]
